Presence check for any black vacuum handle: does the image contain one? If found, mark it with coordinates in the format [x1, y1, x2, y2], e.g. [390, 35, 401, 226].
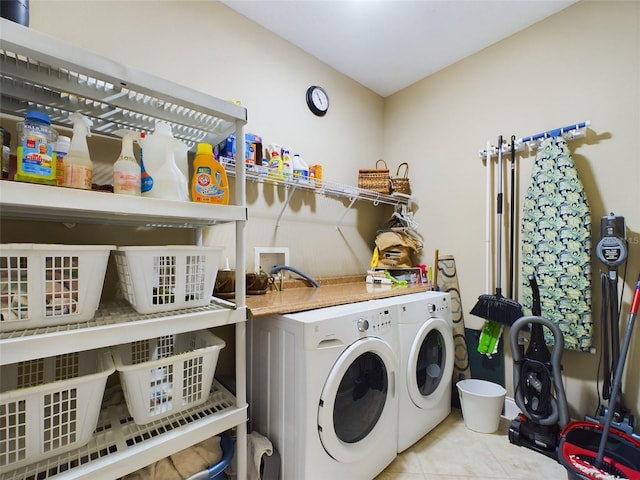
[528, 274, 541, 317]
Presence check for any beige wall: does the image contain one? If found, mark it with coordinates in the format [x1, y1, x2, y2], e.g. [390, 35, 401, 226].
[385, 1, 640, 420]
[27, 0, 387, 277]
[18, 0, 640, 422]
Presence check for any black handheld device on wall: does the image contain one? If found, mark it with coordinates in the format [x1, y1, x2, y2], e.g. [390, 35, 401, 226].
[596, 213, 627, 270]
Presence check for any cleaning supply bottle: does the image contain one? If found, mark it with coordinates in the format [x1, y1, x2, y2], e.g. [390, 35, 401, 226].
[15, 110, 59, 185]
[151, 148, 189, 201]
[191, 142, 229, 204]
[281, 148, 293, 181]
[292, 153, 309, 184]
[139, 121, 189, 201]
[267, 144, 283, 180]
[62, 112, 93, 190]
[54, 136, 70, 186]
[113, 130, 141, 196]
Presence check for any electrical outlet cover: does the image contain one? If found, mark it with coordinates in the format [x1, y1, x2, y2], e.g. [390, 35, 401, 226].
[254, 247, 289, 273]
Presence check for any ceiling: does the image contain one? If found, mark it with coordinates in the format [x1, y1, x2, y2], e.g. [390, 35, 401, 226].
[221, 0, 578, 97]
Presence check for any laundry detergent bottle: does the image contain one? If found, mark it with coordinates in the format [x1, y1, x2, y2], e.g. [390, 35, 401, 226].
[191, 142, 229, 204]
[113, 130, 141, 196]
[62, 112, 93, 190]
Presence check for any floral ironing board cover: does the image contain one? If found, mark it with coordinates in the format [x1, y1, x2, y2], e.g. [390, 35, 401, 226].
[521, 137, 592, 351]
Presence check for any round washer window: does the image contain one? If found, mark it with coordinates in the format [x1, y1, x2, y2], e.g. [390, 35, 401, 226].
[417, 329, 445, 396]
[333, 351, 388, 443]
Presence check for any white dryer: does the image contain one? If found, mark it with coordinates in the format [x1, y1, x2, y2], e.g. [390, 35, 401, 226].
[248, 299, 399, 480]
[383, 291, 454, 452]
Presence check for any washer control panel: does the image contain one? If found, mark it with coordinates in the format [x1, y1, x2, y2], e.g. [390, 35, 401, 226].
[357, 317, 370, 332]
[357, 308, 394, 334]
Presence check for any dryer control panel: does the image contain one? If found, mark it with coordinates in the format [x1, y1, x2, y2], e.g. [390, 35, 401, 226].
[427, 298, 450, 317]
[365, 307, 394, 333]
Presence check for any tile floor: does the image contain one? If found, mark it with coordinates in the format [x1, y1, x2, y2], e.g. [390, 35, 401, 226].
[376, 408, 569, 480]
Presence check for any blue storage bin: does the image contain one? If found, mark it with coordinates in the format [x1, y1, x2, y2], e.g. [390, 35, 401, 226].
[186, 433, 234, 480]
[208, 433, 234, 479]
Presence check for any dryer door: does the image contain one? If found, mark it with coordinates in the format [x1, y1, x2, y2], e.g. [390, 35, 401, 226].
[407, 317, 454, 409]
[317, 337, 397, 463]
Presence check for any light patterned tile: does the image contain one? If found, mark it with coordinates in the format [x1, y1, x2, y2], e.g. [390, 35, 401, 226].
[374, 473, 424, 480]
[412, 425, 509, 477]
[380, 409, 569, 479]
[383, 449, 423, 474]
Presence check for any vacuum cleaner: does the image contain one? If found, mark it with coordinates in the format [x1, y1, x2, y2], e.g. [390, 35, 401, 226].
[589, 213, 635, 433]
[508, 274, 570, 460]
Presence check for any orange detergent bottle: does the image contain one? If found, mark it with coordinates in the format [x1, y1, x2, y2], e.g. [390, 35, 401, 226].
[191, 142, 229, 204]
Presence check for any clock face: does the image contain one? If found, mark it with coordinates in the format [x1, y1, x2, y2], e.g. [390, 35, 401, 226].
[306, 86, 329, 116]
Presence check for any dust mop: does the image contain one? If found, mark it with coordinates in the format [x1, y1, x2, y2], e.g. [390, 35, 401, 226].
[471, 136, 523, 330]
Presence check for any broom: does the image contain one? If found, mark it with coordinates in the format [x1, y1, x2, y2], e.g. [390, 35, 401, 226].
[471, 135, 523, 327]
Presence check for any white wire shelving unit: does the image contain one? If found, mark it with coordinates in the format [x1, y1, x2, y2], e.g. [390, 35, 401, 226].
[0, 18, 249, 480]
[220, 157, 412, 228]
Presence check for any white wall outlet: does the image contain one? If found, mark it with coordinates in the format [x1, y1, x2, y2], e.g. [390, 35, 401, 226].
[254, 247, 290, 274]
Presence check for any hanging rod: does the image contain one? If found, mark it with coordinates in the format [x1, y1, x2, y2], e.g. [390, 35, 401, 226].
[478, 120, 591, 159]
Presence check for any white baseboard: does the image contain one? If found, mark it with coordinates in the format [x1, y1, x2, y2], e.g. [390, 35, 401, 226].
[503, 396, 520, 419]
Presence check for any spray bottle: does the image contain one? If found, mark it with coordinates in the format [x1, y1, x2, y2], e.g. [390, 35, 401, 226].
[63, 113, 93, 190]
[113, 130, 141, 196]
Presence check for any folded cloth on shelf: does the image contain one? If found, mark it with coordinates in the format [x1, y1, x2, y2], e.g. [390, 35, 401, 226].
[190, 435, 223, 466]
[248, 431, 273, 480]
[122, 436, 223, 480]
[170, 442, 211, 478]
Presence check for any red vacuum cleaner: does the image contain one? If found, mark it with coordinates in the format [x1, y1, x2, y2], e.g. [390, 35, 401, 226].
[558, 275, 640, 480]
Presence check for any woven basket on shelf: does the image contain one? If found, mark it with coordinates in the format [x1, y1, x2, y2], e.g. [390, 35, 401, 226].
[391, 162, 411, 195]
[358, 159, 391, 194]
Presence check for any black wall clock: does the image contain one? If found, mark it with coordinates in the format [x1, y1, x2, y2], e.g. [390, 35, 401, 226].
[306, 86, 329, 117]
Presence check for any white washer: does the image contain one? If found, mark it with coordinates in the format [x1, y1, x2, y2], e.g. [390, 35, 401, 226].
[381, 291, 454, 452]
[248, 299, 399, 480]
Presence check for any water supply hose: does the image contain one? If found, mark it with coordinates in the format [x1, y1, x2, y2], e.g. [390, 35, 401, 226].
[269, 265, 320, 287]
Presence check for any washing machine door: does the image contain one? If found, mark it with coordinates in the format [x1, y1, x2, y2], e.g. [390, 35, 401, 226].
[407, 317, 454, 409]
[317, 337, 397, 463]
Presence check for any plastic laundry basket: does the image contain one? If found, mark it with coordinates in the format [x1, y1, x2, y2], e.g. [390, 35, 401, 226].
[456, 379, 506, 433]
[0, 349, 115, 470]
[112, 330, 225, 425]
[0, 243, 113, 331]
[114, 246, 222, 314]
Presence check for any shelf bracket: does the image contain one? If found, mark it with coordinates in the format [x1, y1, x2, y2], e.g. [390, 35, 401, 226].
[336, 195, 358, 229]
[276, 184, 298, 227]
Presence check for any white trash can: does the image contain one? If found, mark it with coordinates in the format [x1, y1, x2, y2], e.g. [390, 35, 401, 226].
[456, 379, 506, 433]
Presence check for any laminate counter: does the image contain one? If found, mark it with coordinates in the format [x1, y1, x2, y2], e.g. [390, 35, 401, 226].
[245, 279, 430, 317]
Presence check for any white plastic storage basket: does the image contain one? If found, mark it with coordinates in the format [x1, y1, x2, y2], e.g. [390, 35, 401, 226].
[0, 244, 114, 331]
[111, 330, 225, 425]
[114, 246, 223, 314]
[0, 349, 115, 471]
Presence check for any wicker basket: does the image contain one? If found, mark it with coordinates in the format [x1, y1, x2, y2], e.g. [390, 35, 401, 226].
[391, 162, 411, 195]
[358, 159, 391, 194]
